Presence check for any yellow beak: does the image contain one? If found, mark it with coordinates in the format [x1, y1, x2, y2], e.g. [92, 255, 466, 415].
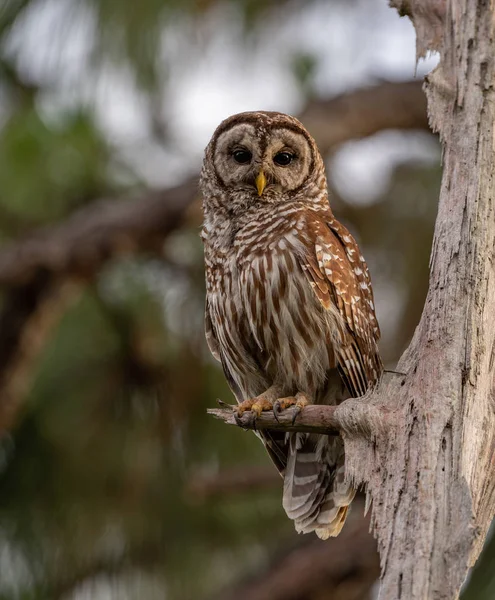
[255, 170, 267, 196]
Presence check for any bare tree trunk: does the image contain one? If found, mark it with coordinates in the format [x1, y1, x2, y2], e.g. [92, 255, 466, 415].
[342, 2, 495, 598]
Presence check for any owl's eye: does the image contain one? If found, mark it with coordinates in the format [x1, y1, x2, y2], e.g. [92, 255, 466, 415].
[232, 149, 252, 164]
[273, 152, 295, 166]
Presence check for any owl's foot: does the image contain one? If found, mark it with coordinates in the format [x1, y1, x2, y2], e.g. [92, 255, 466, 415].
[235, 388, 280, 429]
[273, 392, 311, 425]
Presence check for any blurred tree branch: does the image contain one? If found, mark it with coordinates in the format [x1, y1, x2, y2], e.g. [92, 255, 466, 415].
[215, 510, 379, 600]
[0, 181, 197, 432]
[300, 80, 428, 153]
[186, 465, 279, 501]
[0, 180, 198, 287]
[0, 80, 429, 288]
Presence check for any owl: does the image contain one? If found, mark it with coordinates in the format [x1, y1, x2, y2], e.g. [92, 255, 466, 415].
[200, 111, 382, 539]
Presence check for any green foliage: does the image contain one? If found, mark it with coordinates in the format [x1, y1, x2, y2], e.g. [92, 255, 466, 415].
[0, 109, 116, 234]
[290, 52, 319, 98]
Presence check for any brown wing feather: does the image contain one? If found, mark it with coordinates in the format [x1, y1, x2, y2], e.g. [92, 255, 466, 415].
[301, 215, 382, 398]
[205, 301, 288, 474]
[205, 300, 221, 362]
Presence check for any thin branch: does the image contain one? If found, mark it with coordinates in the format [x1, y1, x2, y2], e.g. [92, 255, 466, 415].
[208, 390, 393, 438]
[208, 403, 340, 435]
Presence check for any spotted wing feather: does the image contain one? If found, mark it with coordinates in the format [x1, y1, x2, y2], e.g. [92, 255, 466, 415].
[302, 216, 382, 397]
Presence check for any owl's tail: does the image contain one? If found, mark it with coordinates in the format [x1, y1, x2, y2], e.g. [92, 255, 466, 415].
[282, 432, 355, 539]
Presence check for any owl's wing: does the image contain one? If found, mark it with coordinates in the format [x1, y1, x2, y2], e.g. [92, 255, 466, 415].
[301, 217, 382, 398]
[205, 299, 244, 399]
[205, 297, 289, 473]
[205, 300, 221, 362]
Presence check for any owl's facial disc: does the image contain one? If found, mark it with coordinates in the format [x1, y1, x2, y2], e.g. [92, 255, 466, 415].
[213, 123, 260, 192]
[262, 128, 312, 193]
[212, 122, 313, 201]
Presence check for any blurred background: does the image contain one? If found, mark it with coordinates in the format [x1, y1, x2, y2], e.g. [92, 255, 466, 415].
[0, 0, 492, 598]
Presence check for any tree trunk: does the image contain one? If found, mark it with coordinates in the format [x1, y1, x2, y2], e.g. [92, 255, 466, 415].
[337, 2, 495, 598]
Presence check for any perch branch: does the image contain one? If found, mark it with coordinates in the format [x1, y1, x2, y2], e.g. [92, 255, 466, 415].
[208, 403, 340, 435]
[208, 393, 393, 438]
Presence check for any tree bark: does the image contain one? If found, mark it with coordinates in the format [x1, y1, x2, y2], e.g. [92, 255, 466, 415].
[340, 2, 494, 598]
[208, 403, 341, 435]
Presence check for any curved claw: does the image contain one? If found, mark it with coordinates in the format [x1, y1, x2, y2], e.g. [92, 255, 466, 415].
[291, 393, 310, 424]
[273, 400, 282, 423]
[291, 406, 302, 425]
[234, 411, 244, 427]
[244, 411, 258, 431]
[234, 409, 258, 430]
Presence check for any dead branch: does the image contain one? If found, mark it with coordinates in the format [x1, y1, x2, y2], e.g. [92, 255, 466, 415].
[208, 403, 341, 435]
[341, 2, 494, 599]
[208, 391, 393, 438]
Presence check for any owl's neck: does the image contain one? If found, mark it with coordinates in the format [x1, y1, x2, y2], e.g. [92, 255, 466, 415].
[202, 191, 332, 254]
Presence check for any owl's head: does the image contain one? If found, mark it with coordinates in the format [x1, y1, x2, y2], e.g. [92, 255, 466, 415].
[200, 111, 327, 215]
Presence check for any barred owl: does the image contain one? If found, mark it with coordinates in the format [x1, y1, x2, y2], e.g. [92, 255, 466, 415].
[200, 111, 382, 539]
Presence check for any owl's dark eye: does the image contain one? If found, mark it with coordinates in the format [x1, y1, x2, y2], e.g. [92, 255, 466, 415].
[232, 149, 252, 164]
[273, 152, 295, 166]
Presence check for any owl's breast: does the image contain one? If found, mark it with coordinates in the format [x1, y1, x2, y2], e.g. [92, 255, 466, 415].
[205, 209, 342, 397]
[235, 233, 340, 395]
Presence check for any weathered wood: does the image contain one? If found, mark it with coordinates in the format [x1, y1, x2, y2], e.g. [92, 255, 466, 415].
[208, 404, 341, 435]
[339, 2, 495, 598]
[208, 395, 392, 438]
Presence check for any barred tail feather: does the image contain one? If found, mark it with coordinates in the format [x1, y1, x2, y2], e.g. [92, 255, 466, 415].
[282, 433, 355, 539]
